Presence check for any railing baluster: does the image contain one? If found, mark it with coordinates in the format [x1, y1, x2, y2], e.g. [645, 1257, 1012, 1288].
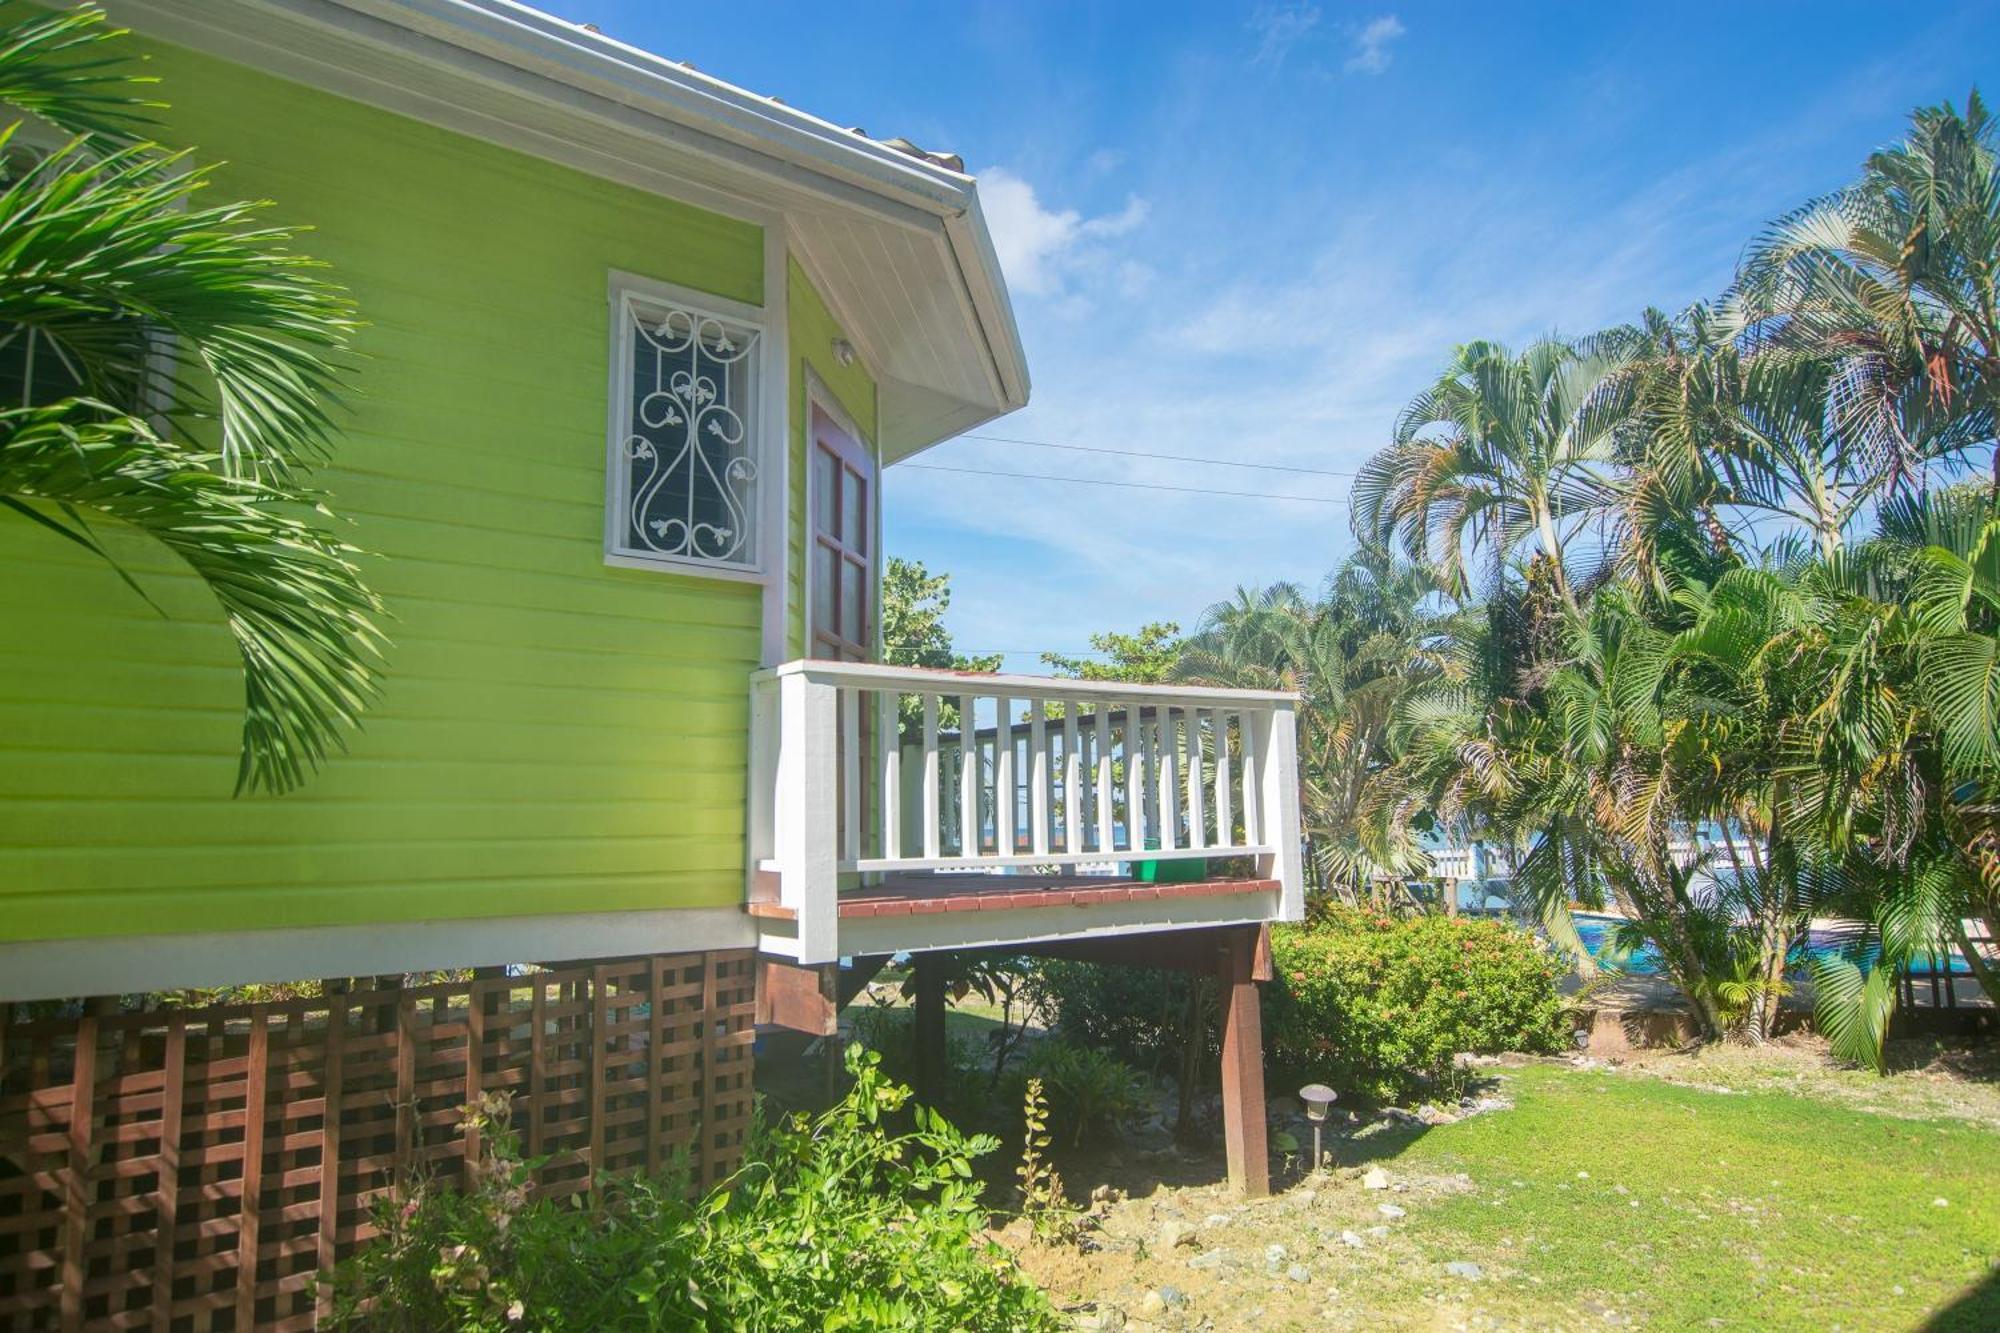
[921, 694, 941, 859]
[960, 695, 980, 857]
[995, 696, 1016, 857]
[1029, 699, 1050, 857]
[880, 689, 900, 861]
[1238, 706, 1260, 846]
[1187, 707, 1208, 850]
[1208, 712, 1224, 844]
[1123, 707, 1144, 859]
[1157, 708, 1178, 853]
[1139, 708, 1159, 852]
[1062, 708, 1083, 856]
[1093, 707, 1113, 855]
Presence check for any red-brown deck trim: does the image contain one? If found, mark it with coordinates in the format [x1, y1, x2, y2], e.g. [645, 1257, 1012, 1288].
[745, 875, 1278, 922]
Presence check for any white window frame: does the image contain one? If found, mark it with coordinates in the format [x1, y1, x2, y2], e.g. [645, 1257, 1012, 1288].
[604, 270, 774, 582]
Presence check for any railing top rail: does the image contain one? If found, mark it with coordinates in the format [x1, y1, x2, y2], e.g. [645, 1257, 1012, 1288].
[754, 658, 1299, 705]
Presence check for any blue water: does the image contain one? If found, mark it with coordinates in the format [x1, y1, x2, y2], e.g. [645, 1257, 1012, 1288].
[1569, 913, 1973, 977]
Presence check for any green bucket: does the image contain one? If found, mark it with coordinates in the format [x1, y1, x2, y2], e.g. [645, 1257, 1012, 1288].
[1133, 839, 1209, 883]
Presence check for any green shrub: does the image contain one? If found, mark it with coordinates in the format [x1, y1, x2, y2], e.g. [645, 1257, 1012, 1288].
[1025, 959, 1203, 1074]
[332, 1048, 1057, 1331]
[1265, 907, 1568, 1104]
[847, 999, 991, 1113]
[1005, 1040, 1148, 1146]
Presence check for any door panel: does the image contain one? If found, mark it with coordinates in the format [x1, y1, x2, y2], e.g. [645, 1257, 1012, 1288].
[809, 402, 875, 662]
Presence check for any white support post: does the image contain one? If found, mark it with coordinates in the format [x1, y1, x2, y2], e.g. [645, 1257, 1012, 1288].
[921, 693, 941, 860]
[1157, 709, 1178, 853]
[1253, 702, 1305, 921]
[1062, 709, 1082, 857]
[879, 689, 900, 862]
[1208, 712, 1224, 844]
[745, 675, 778, 903]
[841, 685, 862, 869]
[995, 696, 1016, 857]
[1104, 704, 1120, 852]
[1029, 700, 1050, 857]
[959, 695, 980, 857]
[778, 671, 841, 963]
[1123, 708, 1143, 858]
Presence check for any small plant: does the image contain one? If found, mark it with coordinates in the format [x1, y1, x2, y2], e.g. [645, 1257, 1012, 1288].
[1015, 1077, 1081, 1247]
[1014, 1040, 1147, 1145]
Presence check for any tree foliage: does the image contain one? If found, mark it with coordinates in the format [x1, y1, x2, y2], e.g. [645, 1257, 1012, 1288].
[1349, 91, 2000, 1065]
[0, 3, 381, 793]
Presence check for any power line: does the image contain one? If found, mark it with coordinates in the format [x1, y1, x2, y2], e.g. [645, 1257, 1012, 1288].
[899, 461, 1348, 505]
[959, 430, 1361, 479]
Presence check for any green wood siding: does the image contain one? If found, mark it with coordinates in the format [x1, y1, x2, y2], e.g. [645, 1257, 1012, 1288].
[787, 260, 878, 658]
[0, 37, 775, 943]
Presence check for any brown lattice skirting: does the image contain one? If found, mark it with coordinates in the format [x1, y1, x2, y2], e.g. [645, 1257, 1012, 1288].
[0, 951, 756, 1331]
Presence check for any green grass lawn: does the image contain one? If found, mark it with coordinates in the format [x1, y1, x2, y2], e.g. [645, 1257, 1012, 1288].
[1018, 1050, 2000, 1330]
[1352, 1061, 2000, 1329]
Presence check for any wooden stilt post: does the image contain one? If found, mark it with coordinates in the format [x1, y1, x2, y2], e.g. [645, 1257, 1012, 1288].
[912, 953, 947, 1109]
[1217, 925, 1269, 1197]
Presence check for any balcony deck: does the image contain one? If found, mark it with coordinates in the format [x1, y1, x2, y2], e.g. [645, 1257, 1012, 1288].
[747, 872, 1278, 920]
[748, 659, 1304, 963]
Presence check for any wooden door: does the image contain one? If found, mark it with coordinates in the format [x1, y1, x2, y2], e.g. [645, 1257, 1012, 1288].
[809, 401, 874, 661]
[809, 401, 876, 858]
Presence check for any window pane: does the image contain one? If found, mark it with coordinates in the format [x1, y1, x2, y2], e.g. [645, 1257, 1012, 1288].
[814, 446, 839, 540]
[814, 543, 838, 644]
[621, 296, 758, 565]
[842, 466, 867, 554]
[842, 557, 867, 645]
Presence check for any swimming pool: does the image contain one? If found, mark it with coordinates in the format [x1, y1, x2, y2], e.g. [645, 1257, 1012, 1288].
[1568, 912, 1973, 977]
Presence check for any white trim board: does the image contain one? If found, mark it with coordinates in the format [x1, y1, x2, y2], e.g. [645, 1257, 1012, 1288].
[0, 908, 757, 1003]
[754, 888, 1283, 966]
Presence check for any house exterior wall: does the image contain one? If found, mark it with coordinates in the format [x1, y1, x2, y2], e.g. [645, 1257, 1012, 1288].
[786, 258, 879, 659]
[0, 34, 839, 951]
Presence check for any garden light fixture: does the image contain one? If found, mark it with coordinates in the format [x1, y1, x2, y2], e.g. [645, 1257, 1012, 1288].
[1299, 1083, 1337, 1171]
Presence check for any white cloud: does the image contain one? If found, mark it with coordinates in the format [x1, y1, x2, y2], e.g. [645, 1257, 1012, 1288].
[978, 167, 1148, 304]
[1344, 16, 1405, 75]
[1248, 2, 1321, 70]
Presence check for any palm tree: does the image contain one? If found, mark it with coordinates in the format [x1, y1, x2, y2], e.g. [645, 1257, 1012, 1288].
[0, 4, 381, 793]
[1176, 550, 1452, 899]
[1597, 303, 1993, 586]
[1352, 337, 1627, 610]
[1768, 493, 2000, 1066]
[1735, 90, 2000, 491]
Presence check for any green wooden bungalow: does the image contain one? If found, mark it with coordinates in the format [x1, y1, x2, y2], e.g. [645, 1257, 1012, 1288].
[0, 4, 1304, 1268]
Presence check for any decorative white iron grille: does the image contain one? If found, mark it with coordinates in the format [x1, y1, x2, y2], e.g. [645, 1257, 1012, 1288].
[618, 293, 761, 568]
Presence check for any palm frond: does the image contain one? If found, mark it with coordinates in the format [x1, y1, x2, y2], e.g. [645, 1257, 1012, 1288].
[2, 401, 383, 793]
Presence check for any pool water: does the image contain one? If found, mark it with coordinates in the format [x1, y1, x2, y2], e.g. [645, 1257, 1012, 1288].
[1569, 912, 1973, 977]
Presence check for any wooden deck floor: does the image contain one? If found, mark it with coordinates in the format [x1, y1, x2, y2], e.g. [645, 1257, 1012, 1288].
[746, 873, 1277, 921]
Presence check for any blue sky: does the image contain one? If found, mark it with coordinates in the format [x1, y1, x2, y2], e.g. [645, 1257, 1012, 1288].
[570, 1, 2000, 668]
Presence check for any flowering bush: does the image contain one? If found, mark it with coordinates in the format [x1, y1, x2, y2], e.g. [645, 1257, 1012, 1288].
[1264, 907, 1568, 1103]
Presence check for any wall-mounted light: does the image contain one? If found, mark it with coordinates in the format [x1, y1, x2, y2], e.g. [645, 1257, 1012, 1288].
[831, 338, 857, 367]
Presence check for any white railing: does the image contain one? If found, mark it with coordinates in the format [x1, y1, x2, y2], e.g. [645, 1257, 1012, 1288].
[1428, 848, 1477, 880]
[1426, 838, 1752, 882]
[748, 660, 1305, 961]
